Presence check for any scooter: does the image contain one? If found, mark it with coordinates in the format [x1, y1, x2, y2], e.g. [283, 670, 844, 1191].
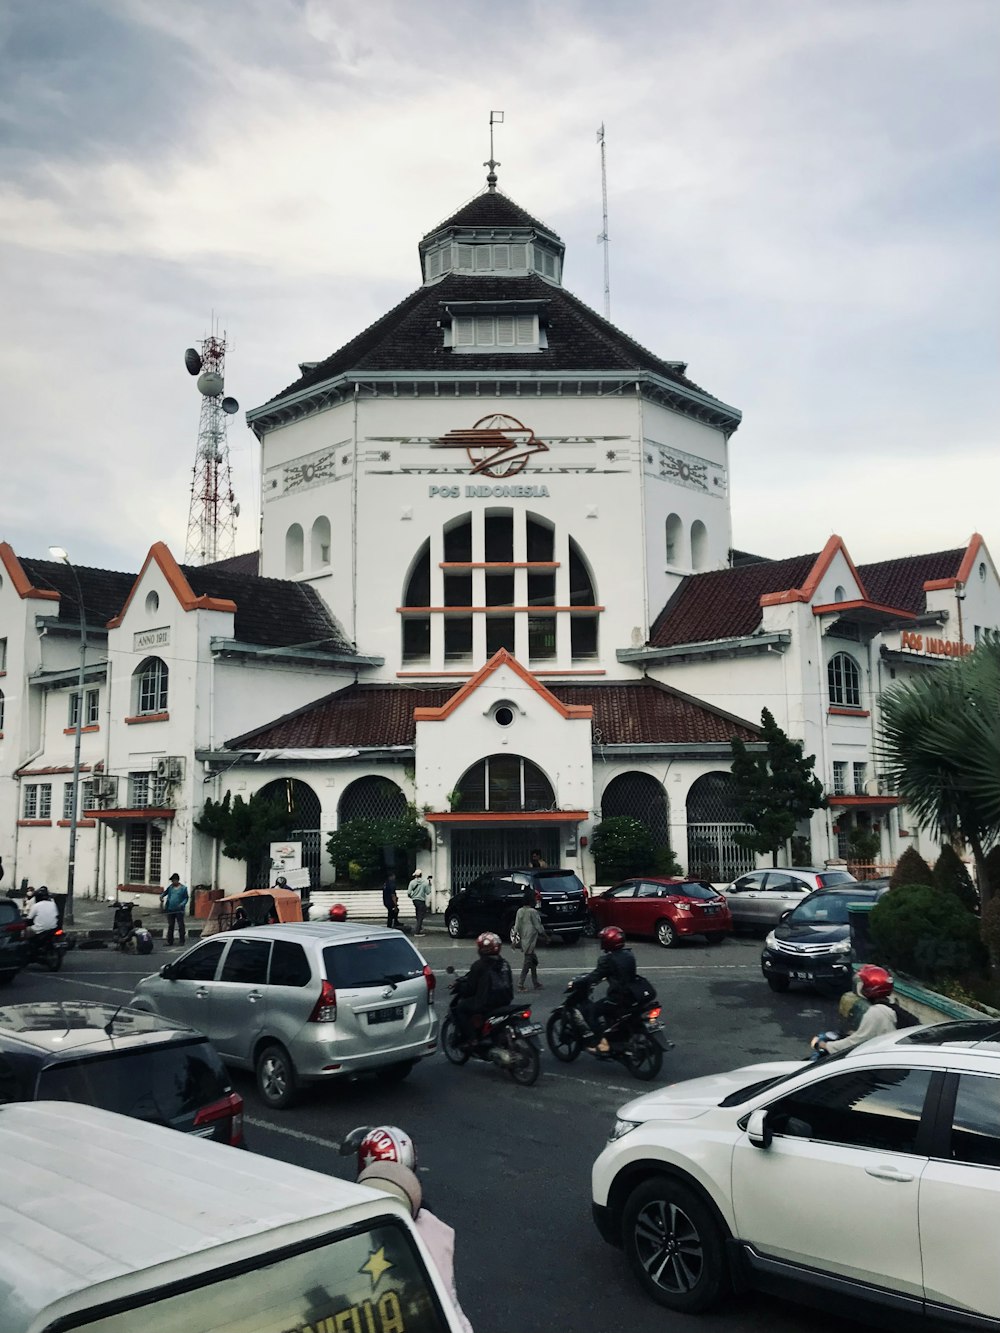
[24, 927, 67, 973]
[112, 900, 136, 950]
[440, 968, 543, 1086]
[546, 973, 670, 1081]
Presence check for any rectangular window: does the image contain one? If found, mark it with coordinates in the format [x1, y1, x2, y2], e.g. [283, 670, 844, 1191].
[510, 244, 527, 268]
[832, 761, 848, 796]
[456, 244, 473, 270]
[23, 785, 37, 819]
[129, 771, 150, 807]
[769, 1066, 933, 1154]
[485, 572, 514, 606]
[493, 244, 509, 269]
[474, 316, 494, 345]
[81, 780, 98, 812]
[484, 514, 513, 562]
[450, 314, 538, 352]
[570, 616, 598, 660]
[516, 315, 535, 344]
[444, 616, 472, 661]
[68, 688, 100, 728]
[37, 784, 51, 819]
[443, 572, 472, 607]
[0, 638, 6, 671]
[853, 762, 867, 795]
[125, 823, 162, 884]
[486, 616, 515, 656]
[63, 782, 75, 820]
[528, 615, 557, 661]
[950, 1074, 1000, 1167]
[475, 245, 491, 271]
[527, 571, 555, 606]
[453, 317, 475, 347]
[402, 617, 431, 662]
[496, 315, 516, 345]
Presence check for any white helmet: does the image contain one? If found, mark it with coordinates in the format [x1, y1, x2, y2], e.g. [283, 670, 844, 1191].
[355, 1124, 417, 1173]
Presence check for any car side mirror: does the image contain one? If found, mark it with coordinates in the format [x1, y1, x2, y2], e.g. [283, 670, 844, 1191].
[746, 1108, 772, 1149]
[159, 962, 175, 980]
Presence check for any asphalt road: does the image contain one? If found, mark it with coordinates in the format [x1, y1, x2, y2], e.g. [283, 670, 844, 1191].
[11, 931, 870, 1333]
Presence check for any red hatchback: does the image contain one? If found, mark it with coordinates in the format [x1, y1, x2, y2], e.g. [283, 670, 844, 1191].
[588, 877, 733, 948]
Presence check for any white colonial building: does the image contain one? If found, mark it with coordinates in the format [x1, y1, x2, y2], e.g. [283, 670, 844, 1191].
[2, 174, 998, 905]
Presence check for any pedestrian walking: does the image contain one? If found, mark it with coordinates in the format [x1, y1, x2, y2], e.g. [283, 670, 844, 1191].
[159, 873, 189, 946]
[407, 870, 432, 936]
[514, 889, 545, 991]
[382, 872, 399, 930]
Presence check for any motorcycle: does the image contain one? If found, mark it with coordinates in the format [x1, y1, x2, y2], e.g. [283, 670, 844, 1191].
[545, 973, 669, 1081]
[112, 900, 136, 950]
[24, 927, 67, 973]
[440, 968, 543, 1086]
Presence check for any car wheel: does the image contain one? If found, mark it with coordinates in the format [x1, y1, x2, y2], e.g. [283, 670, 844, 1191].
[623, 1177, 729, 1313]
[766, 975, 790, 993]
[440, 1015, 469, 1065]
[376, 1060, 416, 1083]
[255, 1042, 298, 1109]
[445, 914, 465, 940]
[704, 934, 726, 946]
[655, 919, 677, 949]
[507, 1037, 540, 1086]
[584, 912, 598, 938]
[546, 1010, 582, 1063]
[623, 1032, 663, 1081]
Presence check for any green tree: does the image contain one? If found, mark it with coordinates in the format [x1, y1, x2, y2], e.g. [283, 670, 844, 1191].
[730, 709, 824, 867]
[870, 881, 987, 984]
[932, 845, 979, 913]
[879, 632, 1000, 904]
[326, 806, 430, 886]
[194, 790, 296, 888]
[890, 846, 934, 889]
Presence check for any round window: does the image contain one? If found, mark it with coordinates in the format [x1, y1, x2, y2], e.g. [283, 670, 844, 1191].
[145, 590, 160, 614]
[494, 706, 515, 728]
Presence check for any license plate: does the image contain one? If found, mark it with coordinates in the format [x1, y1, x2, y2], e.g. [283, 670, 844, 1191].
[702, 906, 719, 914]
[515, 1023, 543, 1037]
[644, 1020, 662, 1031]
[367, 1005, 404, 1025]
[790, 971, 813, 981]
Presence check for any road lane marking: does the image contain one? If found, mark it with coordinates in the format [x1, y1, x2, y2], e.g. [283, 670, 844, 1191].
[244, 1116, 342, 1150]
[51, 976, 133, 996]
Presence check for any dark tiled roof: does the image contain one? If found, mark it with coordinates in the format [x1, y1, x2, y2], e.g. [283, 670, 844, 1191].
[730, 549, 771, 567]
[201, 551, 260, 576]
[19, 557, 136, 627]
[227, 679, 757, 751]
[858, 549, 964, 614]
[650, 554, 820, 648]
[180, 565, 354, 652]
[421, 188, 561, 242]
[266, 274, 715, 406]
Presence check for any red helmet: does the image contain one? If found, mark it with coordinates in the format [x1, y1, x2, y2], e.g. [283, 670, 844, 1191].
[599, 925, 626, 952]
[476, 931, 502, 956]
[328, 903, 348, 922]
[857, 964, 893, 1000]
[356, 1125, 416, 1173]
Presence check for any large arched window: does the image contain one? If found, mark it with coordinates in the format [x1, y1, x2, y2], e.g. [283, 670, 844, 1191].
[453, 754, 555, 812]
[665, 513, 683, 566]
[338, 776, 407, 824]
[690, 519, 708, 570]
[402, 539, 432, 662]
[133, 658, 168, 715]
[285, 523, 304, 576]
[828, 652, 862, 708]
[310, 516, 331, 569]
[601, 771, 670, 849]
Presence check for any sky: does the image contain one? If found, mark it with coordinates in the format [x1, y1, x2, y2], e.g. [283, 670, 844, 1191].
[1, 0, 997, 576]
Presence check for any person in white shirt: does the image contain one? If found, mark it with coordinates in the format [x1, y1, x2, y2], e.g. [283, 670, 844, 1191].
[816, 965, 902, 1055]
[25, 887, 59, 935]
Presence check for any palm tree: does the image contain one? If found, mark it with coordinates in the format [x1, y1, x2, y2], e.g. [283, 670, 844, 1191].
[879, 632, 1000, 904]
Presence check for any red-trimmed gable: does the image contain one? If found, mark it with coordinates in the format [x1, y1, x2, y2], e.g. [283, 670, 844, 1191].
[108, 542, 237, 628]
[413, 650, 591, 723]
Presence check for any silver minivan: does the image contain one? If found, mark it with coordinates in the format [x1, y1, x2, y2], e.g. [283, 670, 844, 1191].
[131, 922, 438, 1108]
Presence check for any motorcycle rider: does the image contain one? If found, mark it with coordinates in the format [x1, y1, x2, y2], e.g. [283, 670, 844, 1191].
[25, 886, 59, 960]
[815, 965, 903, 1055]
[577, 925, 637, 1053]
[453, 931, 513, 1045]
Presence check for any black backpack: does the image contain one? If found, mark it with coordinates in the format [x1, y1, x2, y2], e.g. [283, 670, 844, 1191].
[625, 975, 657, 1009]
[486, 957, 514, 1009]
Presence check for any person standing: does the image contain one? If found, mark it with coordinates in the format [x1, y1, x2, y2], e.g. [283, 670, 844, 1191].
[407, 870, 432, 936]
[529, 848, 547, 869]
[382, 872, 399, 930]
[160, 873, 189, 947]
[514, 889, 545, 991]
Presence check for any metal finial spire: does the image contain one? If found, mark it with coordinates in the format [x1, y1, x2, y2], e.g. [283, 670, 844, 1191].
[484, 110, 504, 190]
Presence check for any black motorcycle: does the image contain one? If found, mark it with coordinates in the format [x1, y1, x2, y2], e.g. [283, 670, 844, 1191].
[24, 927, 67, 973]
[545, 973, 669, 1080]
[441, 970, 543, 1086]
[112, 901, 136, 950]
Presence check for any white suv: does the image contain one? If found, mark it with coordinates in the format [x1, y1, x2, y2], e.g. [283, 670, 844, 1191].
[591, 1019, 1000, 1325]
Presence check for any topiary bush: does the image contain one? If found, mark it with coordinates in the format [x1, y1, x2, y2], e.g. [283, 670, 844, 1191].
[932, 845, 980, 914]
[870, 882, 987, 984]
[890, 846, 934, 889]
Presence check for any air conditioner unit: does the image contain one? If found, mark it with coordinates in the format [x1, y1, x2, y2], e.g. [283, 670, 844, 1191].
[155, 757, 185, 782]
[92, 775, 119, 803]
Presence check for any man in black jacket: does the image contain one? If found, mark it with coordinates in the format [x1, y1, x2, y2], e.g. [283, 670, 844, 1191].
[453, 931, 513, 1043]
[579, 925, 636, 1051]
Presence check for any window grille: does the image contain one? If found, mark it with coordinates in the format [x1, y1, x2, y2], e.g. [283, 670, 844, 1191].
[129, 772, 150, 807]
[453, 755, 554, 812]
[63, 782, 75, 820]
[853, 762, 867, 795]
[338, 777, 407, 824]
[81, 781, 98, 812]
[125, 824, 162, 884]
[828, 653, 861, 708]
[832, 762, 848, 796]
[23, 785, 38, 819]
[601, 772, 671, 849]
[38, 784, 52, 819]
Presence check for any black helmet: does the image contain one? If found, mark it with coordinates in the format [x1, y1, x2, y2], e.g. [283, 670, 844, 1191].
[35, 886, 50, 900]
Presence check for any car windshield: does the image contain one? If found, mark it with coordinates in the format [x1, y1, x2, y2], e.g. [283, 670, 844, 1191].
[819, 871, 856, 887]
[533, 872, 585, 896]
[324, 938, 423, 989]
[718, 1059, 841, 1107]
[788, 893, 855, 925]
[37, 1040, 227, 1122]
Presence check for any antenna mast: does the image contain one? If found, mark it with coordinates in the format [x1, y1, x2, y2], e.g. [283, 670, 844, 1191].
[597, 123, 611, 319]
[183, 332, 240, 565]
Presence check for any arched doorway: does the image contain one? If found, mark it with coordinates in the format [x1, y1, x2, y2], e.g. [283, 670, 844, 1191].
[601, 772, 670, 849]
[255, 778, 322, 889]
[685, 772, 754, 882]
[448, 755, 560, 890]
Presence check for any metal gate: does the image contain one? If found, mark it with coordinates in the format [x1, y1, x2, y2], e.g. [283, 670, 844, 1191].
[450, 828, 561, 893]
[686, 823, 755, 883]
[292, 829, 322, 889]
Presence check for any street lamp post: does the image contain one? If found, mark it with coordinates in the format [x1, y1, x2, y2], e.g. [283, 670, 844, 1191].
[49, 546, 85, 926]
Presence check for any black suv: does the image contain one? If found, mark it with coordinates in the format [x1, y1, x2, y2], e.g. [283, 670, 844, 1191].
[0, 1001, 243, 1144]
[0, 898, 30, 984]
[760, 881, 891, 995]
[445, 868, 589, 945]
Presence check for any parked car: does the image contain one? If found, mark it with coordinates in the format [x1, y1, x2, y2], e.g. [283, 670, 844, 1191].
[0, 1000, 242, 1144]
[445, 867, 589, 944]
[0, 898, 30, 984]
[591, 1019, 1000, 1323]
[722, 866, 857, 929]
[587, 878, 732, 948]
[131, 922, 438, 1109]
[760, 881, 891, 993]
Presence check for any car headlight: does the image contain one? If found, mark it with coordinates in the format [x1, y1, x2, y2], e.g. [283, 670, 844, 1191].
[609, 1117, 639, 1142]
[764, 931, 777, 950]
[830, 938, 852, 954]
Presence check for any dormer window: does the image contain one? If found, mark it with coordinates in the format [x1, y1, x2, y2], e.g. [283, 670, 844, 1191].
[451, 314, 540, 352]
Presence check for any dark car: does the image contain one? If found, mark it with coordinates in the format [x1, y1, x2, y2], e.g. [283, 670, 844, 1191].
[588, 877, 733, 947]
[445, 868, 589, 944]
[0, 898, 30, 984]
[0, 1001, 243, 1144]
[760, 881, 891, 994]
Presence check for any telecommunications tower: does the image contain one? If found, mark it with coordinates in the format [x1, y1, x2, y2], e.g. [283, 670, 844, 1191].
[183, 333, 240, 565]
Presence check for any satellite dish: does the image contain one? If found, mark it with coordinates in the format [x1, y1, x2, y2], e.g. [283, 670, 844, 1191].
[221, 396, 239, 415]
[184, 347, 202, 376]
[197, 371, 224, 397]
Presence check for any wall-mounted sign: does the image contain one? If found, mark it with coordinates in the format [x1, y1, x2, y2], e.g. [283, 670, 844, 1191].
[134, 626, 170, 652]
[900, 630, 972, 658]
[428, 483, 551, 499]
[432, 414, 549, 479]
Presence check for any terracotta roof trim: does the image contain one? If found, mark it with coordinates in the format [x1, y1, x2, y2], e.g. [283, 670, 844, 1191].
[0, 542, 60, 602]
[107, 542, 237, 629]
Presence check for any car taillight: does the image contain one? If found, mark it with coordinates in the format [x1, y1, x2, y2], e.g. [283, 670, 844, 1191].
[582, 884, 590, 900]
[520, 1009, 530, 1020]
[815, 875, 824, 889]
[54, 929, 64, 938]
[423, 964, 436, 1003]
[309, 979, 337, 1023]
[534, 889, 542, 907]
[193, 1091, 244, 1146]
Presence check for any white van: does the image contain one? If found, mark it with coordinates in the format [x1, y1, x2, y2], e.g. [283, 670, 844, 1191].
[0, 1101, 465, 1333]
